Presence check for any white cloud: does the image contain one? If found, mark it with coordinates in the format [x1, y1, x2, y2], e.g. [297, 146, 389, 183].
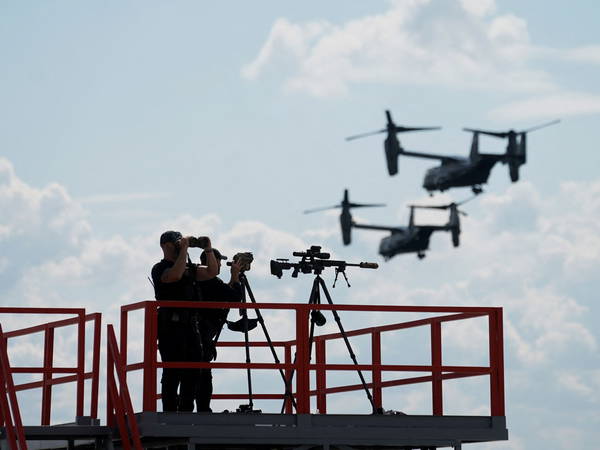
[459, 0, 496, 18]
[243, 0, 600, 123]
[557, 370, 599, 399]
[490, 91, 600, 120]
[1, 159, 599, 446]
[242, 0, 556, 96]
[0, 158, 90, 245]
[562, 45, 600, 64]
[78, 192, 169, 204]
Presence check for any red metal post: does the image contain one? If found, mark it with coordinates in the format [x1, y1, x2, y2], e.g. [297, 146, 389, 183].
[90, 314, 101, 419]
[106, 324, 115, 428]
[284, 344, 293, 414]
[143, 302, 158, 412]
[489, 309, 505, 416]
[431, 322, 443, 416]
[371, 331, 382, 411]
[41, 326, 54, 425]
[120, 308, 128, 370]
[295, 307, 310, 414]
[76, 312, 85, 417]
[0, 367, 18, 450]
[0, 324, 28, 450]
[316, 339, 327, 414]
[108, 325, 143, 450]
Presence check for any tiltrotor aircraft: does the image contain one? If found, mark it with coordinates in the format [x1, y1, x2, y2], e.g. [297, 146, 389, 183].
[305, 190, 473, 260]
[346, 110, 560, 195]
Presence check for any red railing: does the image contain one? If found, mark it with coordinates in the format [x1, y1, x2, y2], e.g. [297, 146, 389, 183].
[0, 323, 28, 450]
[0, 308, 101, 425]
[120, 301, 504, 416]
[106, 324, 142, 450]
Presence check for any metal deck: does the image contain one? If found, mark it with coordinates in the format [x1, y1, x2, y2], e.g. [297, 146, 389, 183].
[134, 412, 508, 449]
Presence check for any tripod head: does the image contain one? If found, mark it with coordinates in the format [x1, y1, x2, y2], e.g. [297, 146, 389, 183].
[270, 245, 378, 284]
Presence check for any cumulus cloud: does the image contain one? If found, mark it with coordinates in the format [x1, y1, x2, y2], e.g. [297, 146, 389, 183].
[242, 0, 556, 96]
[0, 158, 90, 246]
[490, 91, 600, 120]
[242, 0, 600, 122]
[1, 159, 599, 446]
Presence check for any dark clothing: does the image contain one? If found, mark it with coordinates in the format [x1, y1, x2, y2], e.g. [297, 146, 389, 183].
[157, 311, 202, 411]
[152, 259, 201, 412]
[194, 277, 243, 411]
[151, 259, 199, 303]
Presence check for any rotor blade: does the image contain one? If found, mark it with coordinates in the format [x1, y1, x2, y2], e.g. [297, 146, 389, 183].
[522, 119, 560, 133]
[459, 210, 468, 217]
[395, 126, 441, 133]
[463, 128, 508, 138]
[409, 204, 449, 210]
[348, 202, 386, 209]
[303, 205, 341, 214]
[345, 129, 387, 141]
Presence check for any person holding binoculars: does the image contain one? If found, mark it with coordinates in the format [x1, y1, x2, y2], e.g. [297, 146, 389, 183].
[151, 231, 218, 412]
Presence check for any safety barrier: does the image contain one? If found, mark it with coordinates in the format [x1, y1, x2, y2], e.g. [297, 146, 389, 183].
[0, 308, 101, 425]
[119, 301, 504, 416]
[0, 323, 28, 450]
[106, 324, 142, 450]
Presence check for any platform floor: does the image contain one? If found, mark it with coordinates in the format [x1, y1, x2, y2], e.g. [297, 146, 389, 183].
[135, 412, 508, 450]
[2, 413, 508, 450]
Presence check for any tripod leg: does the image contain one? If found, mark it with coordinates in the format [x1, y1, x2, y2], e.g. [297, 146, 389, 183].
[241, 306, 254, 410]
[317, 277, 376, 411]
[239, 281, 254, 410]
[241, 275, 297, 411]
[280, 276, 321, 413]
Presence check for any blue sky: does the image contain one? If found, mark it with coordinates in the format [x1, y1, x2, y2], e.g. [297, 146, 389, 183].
[1, 1, 600, 448]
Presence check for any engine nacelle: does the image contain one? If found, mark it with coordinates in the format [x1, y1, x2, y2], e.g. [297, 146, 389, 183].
[384, 137, 400, 176]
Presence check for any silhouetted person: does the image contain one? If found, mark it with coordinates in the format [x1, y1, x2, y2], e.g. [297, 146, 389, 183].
[151, 231, 218, 412]
[194, 248, 243, 412]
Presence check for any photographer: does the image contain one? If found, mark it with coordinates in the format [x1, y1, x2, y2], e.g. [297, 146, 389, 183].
[194, 249, 244, 412]
[151, 230, 218, 412]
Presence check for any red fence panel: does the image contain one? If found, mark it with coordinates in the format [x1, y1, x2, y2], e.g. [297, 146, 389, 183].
[119, 300, 505, 417]
[0, 308, 101, 424]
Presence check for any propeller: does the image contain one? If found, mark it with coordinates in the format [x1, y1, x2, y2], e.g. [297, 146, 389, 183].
[345, 129, 387, 141]
[463, 119, 560, 138]
[304, 189, 385, 214]
[304, 201, 386, 214]
[346, 110, 441, 141]
[408, 195, 477, 216]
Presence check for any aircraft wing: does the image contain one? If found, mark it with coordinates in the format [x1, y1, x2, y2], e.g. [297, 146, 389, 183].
[401, 149, 464, 163]
[418, 225, 450, 232]
[353, 223, 406, 233]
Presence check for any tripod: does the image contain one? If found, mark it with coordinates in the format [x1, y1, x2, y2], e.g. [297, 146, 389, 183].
[227, 273, 297, 412]
[281, 273, 377, 414]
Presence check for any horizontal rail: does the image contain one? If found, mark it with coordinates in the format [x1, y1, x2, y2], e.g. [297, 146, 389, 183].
[313, 312, 488, 342]
[14, 373, 95, 392]
[3, 314, 88, 339]
[124, 300, 500, 314]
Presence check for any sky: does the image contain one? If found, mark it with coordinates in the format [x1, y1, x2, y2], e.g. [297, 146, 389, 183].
[1, 1, 600, 448]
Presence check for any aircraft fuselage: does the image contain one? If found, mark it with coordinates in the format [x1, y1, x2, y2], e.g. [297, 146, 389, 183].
[422, 155, 501, 192]
[379, 228, 435, 259]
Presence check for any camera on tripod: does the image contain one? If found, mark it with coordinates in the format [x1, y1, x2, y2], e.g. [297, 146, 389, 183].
[227, 252, 254, 272]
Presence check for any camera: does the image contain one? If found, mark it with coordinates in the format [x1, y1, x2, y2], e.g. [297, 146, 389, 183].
[227, 252, 254, 272]
[188, 236, 210, 248]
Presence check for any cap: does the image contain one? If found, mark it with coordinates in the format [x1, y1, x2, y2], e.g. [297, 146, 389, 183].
[200, 248, 227, 264]
[160, 230, 182, 245]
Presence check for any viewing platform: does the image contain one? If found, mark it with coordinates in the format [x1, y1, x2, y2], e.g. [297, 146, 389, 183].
[0, 301, 508, 450]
